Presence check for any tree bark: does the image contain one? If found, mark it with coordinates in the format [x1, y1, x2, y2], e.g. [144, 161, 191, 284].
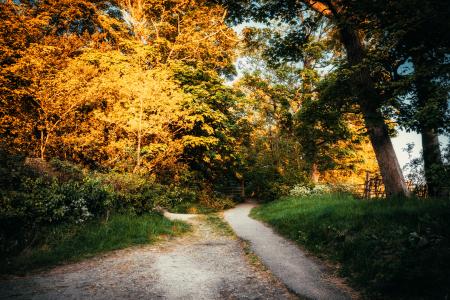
[359, 101, 409, 197]
[413, 57, 444, 196]
[311, 162, 320, 183]
[339, 25, 409, 197]
[421, 126, 443, 196]
[301, 0, 409, 197]
[134, 96, 143, 173]
[40, 130, 45, 160]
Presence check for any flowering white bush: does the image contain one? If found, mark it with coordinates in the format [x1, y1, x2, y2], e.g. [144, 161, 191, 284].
[312, 184, 331, 194]
[289, 185, 312, 197]
[289, 184, 331, 197]
[72, 197, 93, 224]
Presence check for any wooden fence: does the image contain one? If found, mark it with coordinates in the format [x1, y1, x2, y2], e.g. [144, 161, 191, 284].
[216, 184, 245, 200]
[360, 172, 448, 199]
[362, 173, 385, 198]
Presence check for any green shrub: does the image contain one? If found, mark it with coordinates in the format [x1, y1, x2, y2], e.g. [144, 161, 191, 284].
[0, 176, 115, 256]
[97, 172, 161, 214]
[0, 151, 38, 190]
[154, 186, 197, 210]
[0, 154, 234, 261]
[49, 158, 84, 181]
[244, 165, 306, 202]
[1, 212, 189, 274]
[198, 188, 236, 211]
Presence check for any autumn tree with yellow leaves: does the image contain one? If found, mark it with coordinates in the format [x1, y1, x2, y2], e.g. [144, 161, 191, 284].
[1, 0, 383, 192]
[0, 0, 242, 178]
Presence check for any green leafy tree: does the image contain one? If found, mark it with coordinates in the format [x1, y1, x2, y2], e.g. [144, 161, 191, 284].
[218, 0, 410, 196]
[235, 66, 306, 199]
[348, 0, 450, 194]
[171, 64, 244, 184]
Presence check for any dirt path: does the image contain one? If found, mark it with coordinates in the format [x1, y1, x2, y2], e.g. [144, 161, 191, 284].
[224, 203, 354, 300]
[0, 212, 295, 300]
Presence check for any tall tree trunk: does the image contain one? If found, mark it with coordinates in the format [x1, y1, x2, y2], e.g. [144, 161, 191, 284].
[421, 126, 443, 196]
[134, 97, 143, 173]
[413, 57, 444, 196]
[310, 162, 320, 184]
[359, 102, 409, 197]
[339, 25, 409, 197]
[302, 0, 409, 197]
[40, 130, 45, 159]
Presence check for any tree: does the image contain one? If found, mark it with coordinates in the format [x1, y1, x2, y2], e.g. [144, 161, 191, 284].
[171, 63, 245, 183]
[351, 0, 450, 195]
[113, 0, 239, 74]
[239, 22, 327, 182]
[0, 0, 129, 155]
[45, 46, 188, 172]
[236, 22, 378, 188]
[297, 73, 379, 184]
[31, 46, 95, 159]
[236, 67, 305, 189]
[218, 0, 410, 196]
[1, 0, 239, 169]
[0, 1, 48, 153]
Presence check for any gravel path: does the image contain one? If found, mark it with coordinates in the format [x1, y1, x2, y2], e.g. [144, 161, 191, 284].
[224, 203, 354, 300]
[0, 212, 295, 300]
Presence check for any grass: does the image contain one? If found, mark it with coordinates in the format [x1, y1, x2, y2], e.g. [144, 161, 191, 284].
[169, 202, 218, 214]
[169, 197, 236, 214]
[251, 193, 450, 299]
[204, 213, 235, 237]
[0, 213, 189, 275]
[240, 239, 268, 270]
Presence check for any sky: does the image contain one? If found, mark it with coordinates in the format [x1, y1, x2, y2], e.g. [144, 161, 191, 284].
[392, 131, 449, 169]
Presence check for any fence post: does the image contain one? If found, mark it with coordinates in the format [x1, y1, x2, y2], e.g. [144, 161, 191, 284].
[364, 171, 370, 199]
[374, 176, 379, 198]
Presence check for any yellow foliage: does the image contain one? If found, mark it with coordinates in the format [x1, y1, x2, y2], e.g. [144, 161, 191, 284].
[45, 46, 189, 171]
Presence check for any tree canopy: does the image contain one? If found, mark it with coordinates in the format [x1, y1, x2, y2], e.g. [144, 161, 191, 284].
[1, 0, 448, 197]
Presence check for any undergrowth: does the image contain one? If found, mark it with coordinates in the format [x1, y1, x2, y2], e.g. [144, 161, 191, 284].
[0, 212, 189, 275]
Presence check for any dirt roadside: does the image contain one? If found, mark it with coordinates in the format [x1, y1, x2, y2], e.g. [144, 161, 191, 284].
[0, 212, 296, 300]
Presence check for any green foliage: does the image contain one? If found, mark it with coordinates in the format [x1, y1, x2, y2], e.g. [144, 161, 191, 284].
[97, 172, 161, 214]
[172, 64, 244, 183]
[296, 88, 353, 168]
[0, 151, 37, 190]
[0, 176, 113, 256]
[244, 165, 292, 202]
[0, 150, 237, 262]
[252, 195, 450, 299]
[196, 188, 236, 212]
[154, 185, 235, 214]
[235, 64, 312, 200]
[154, 185, 197, 211]
[49, 158, 85, 181]
[1, 212, 189, 274]
[98, 170, 235, 213]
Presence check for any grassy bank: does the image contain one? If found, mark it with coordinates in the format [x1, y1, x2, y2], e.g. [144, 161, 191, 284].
[1, 213, 189, 275]
[251, 194, 450, 299]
